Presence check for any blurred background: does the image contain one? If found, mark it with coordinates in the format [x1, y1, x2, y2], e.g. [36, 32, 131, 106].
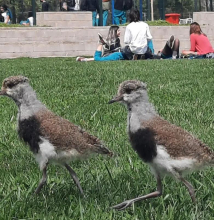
[0, 0, 213, 24]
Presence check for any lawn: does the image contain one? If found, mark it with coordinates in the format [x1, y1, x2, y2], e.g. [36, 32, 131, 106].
[0, 58, 214, 219]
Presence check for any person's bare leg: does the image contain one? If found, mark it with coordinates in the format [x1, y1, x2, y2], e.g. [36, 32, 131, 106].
[76, 57, 95, 62]
[77, 44, 103, 62]
[96, 44, 103, 52]
[86, 58, 95, 61]
[35, 163, 48, 194]
[87, 44, 103, 61]
[111, 174, 162, 211]
[182, 50, 197, 56]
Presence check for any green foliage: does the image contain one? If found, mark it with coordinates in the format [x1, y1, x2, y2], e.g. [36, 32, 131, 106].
[0, 58, 214, 219]
[120, 20, 188, 26]
[146, 20, 182, 26]
[0, 23, 28, 27]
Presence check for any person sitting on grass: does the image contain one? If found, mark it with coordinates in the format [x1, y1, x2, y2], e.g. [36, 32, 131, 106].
[155, 35, 180, 60]
[76, 34, 179, 62]
[76, 25, 122, 62]
[77, 9, 156, 62]
[20, 11, 33, 26]
[122, 8, 154, 60]
[182, 22, 214, 58]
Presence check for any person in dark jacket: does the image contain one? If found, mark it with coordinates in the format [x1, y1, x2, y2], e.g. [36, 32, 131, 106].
[41, 0, 49, 11]
[80, 0, 99, 26]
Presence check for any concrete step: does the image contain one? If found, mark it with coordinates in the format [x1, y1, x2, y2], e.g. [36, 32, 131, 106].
[36, 11, 93, 28]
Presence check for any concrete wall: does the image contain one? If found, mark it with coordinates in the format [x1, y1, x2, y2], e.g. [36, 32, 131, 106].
[0, 26, 194, 59]
[0, 11, 214, 59]
[193, 12, 214, 26]
[36, 11, 93, 28]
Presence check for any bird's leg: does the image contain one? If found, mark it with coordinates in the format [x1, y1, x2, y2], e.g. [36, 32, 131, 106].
[35, 163, 48, 194]
[64, 163, 84, 195]
[111, 174, 162, 211]
[178, 176, 196, 203]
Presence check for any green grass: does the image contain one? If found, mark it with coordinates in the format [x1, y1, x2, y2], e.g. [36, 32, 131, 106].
[0, 23, 26, 27]
[146, 20, 181, 26]
[121, 20, 188, 26]
[0, 23, 49, 27]
[0, 58, 214, 219]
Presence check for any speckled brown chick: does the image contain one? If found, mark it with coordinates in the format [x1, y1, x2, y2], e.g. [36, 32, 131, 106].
[0, 75, 113, 195]
[109, 80, 214, 210]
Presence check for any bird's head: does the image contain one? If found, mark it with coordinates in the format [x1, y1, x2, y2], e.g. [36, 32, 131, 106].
[0, 76, 30, 101]
[108, 80, 147, 105]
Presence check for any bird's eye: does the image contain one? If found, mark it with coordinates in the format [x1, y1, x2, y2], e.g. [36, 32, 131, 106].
[125, 88, 132, 94]
[7, 83, 15, 89]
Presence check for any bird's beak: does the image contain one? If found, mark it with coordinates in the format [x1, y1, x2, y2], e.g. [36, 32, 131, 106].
[0, 89, 6, 96]
[108, 95, 123, 104]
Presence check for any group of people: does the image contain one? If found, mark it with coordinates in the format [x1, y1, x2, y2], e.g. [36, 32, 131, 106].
[60, 0, 80, 12]
[63, 0, 132, 26]
[91, 0, 132, 26]
[76, 9, 214, 62]
[0, 0, 131, 27]
[0, 3, 39, 26]
[0, 0, 49, 25]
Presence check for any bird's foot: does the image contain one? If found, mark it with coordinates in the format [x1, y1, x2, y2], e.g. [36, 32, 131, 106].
[111, 199, 134, 211]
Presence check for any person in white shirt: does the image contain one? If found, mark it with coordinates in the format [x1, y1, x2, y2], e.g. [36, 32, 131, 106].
[123, 9, 154, 60]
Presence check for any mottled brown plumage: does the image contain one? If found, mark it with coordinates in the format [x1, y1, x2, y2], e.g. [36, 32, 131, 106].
[35, 109, 112, 156]
[144, 116, 214, 163]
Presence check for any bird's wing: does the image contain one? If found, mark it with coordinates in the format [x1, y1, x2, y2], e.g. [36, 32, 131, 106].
[145, 116, 214, 161]
[35, 110, 112, 156]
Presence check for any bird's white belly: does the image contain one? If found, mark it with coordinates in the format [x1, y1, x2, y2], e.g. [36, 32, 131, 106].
[150, 145, 197, 176]
[35, 137, 81, 170]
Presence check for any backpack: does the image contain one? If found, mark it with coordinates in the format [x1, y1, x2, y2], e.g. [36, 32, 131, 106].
[123, 0, 133, 10]
[7, 8, 13, 20]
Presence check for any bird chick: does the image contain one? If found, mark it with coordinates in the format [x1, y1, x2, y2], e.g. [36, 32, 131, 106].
[0, 76, 112, 195]
[109, 80, 214, 210]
